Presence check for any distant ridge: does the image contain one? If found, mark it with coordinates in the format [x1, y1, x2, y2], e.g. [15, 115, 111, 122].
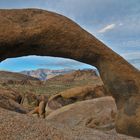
[48, 69, 98, 82]
[0, 70, 39, 82]
[20, 68, 98, 81]
[20, 69, 75, 80]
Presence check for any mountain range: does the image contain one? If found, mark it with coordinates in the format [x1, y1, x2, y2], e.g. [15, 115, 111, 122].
[20, 69, 75, 80]
[20, 68, 98, 81]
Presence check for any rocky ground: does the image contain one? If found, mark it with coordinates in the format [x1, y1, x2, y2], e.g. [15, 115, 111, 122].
[0, 101, 139, 140]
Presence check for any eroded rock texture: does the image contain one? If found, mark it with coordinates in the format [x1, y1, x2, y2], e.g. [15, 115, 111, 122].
[45, 85, 105, 115]
[46, 96, 117, 131]
[0, 9, 140, 137]
[0, 88, 27, 113]
[0, 107, 139, 140]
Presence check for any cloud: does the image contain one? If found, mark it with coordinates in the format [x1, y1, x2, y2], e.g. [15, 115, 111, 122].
[98, 24, 116, 33]
[121, 52, 140, 59]
[120, 52, 140, 70]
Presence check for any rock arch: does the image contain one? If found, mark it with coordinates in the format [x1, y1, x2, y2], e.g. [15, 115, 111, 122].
[0, 9, 140, 137]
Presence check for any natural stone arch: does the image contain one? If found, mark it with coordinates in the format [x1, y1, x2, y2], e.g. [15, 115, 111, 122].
[0, 9, 140, 137]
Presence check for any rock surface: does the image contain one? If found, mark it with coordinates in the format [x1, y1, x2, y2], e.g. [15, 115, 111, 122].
[0, 9, 140, 137]
[21, 93, 39, 110]
[0, 96, 27, 113]
[0, 88, 27, 113]
[0, 107, 139, 140]
[0, 88, 22, 103]
[45, 85, 105, 115]
[46, 96, 117, 131]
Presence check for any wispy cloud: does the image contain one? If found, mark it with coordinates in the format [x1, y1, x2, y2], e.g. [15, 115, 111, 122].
[121, 52, 140, 59]
[120, 52, 140, 69]
[98, 24, 116, 33]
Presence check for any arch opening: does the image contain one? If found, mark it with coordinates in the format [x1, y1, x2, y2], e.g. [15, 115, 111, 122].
[0, 55, 104, 109]
[0, 55, 97, 73]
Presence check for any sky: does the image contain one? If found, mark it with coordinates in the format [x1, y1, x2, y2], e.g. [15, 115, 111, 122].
[0, 0, 140, 71]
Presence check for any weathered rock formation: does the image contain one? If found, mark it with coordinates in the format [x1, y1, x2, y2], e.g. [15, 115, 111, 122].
[0, 96, 27, 113]
[45, 85, 105, 115]
[28, 101, 46, 118]
[0, 88, 27, 113]
[21, 93, 39, 110]
[46, 96, 117, 131]
[0, 9, 140, 137]
[27, 95, 48, 118]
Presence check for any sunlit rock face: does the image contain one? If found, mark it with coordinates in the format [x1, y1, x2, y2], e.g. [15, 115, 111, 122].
[46, 96, 117, 131]
[0, 9, 140, 137]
